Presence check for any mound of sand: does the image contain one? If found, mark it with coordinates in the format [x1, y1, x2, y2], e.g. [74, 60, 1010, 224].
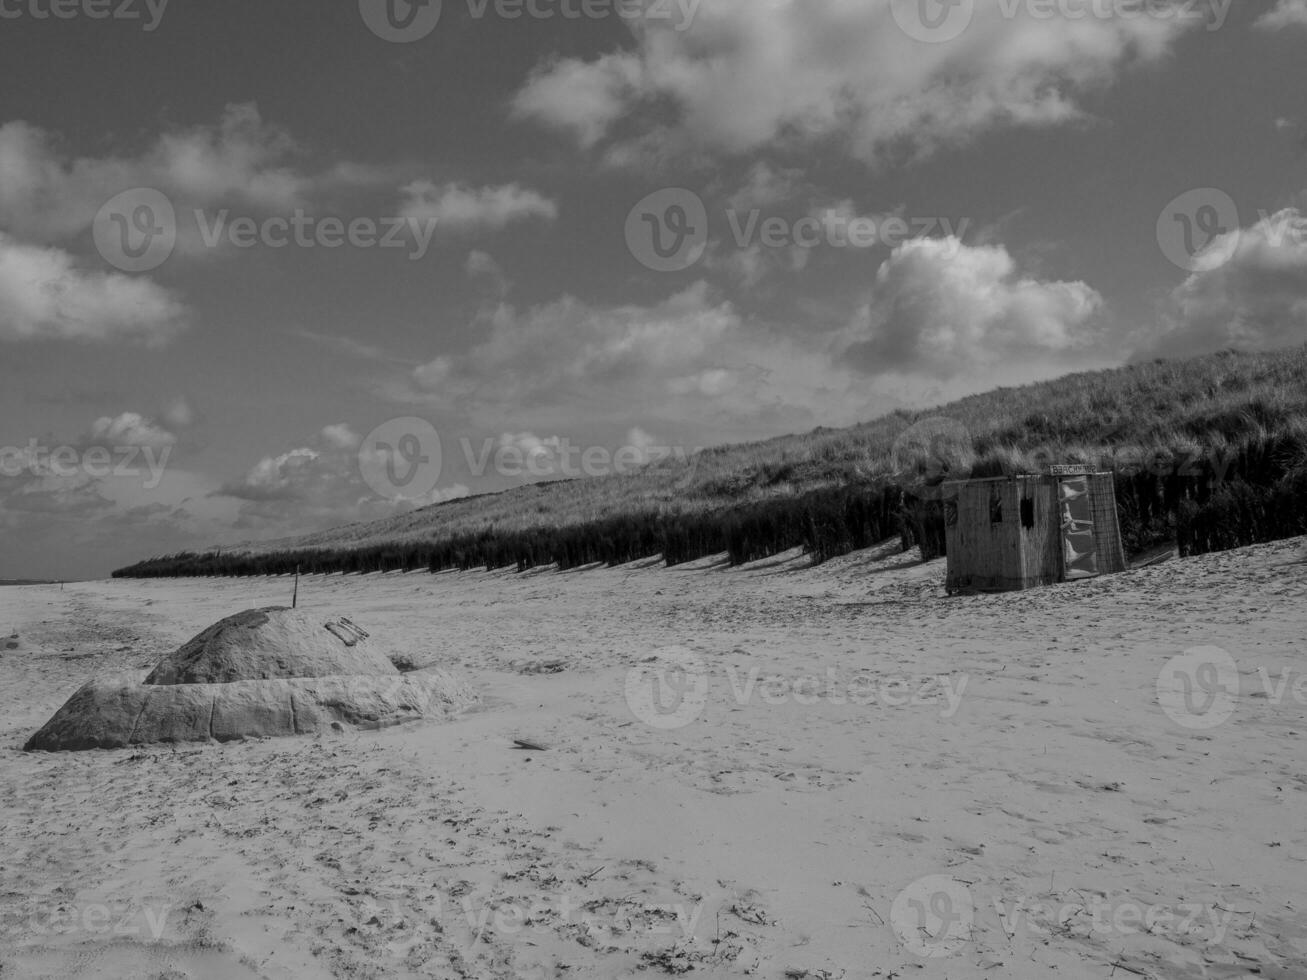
[145, 608, 397, 684]
[24, 608, 474, 752]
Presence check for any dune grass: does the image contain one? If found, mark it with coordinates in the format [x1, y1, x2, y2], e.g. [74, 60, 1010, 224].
[115, 345, 1307, 579]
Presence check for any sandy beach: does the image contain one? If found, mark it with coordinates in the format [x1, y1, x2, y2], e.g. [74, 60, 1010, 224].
[2, 539, 1305, 979]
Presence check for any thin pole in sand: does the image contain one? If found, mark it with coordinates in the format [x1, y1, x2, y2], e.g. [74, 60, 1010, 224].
[292, 565, 301, 609]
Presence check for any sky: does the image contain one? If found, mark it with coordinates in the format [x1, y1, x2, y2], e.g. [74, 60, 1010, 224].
[1, 0, 1306, 580]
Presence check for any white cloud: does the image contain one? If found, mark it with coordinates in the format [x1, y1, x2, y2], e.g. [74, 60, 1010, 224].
[0, 104, 387, 245]
[229, 448, 321, 502]
[1149, 209, 1307, 356]
[90, 413, 178, 450]
[513, 0, 1200, 167]
[466, 249, 511, 296]
[399, 181, 558, 231]
[1255, 0, 1307, 30]
[726, 163, 810, 211]
[215, 426, 469, 535]
[161, 397, 196, 430]
[844, 237, 1103, 377]
[511, 52, 643, 150]
[399, 238, 1113, 440]
[0, 232, 185, 344]
[405, 282, 879, 438]
[321, 423, 361, 451]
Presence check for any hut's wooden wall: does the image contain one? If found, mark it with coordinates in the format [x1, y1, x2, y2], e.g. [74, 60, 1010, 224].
[945, 478, 1027, 592]
[1018, 476, 1064, 588]
[945, 472, 1125, 592]
[1088, 472, 1127, 574]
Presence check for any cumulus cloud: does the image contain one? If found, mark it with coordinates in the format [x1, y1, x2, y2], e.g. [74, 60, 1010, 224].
[1147, 209, 1307, 356]
[320, 423, 361, 451]
[215, 425, 469, 534]
[725, 163, 811, 211]
[466, 249, 511, 296]
[399, 181, 559, 231]
[399, 237, 1112, 439]
[512, 0, 1201, 167]
[843, 237, 1103, 377]
[90, 413, 178, 450]
[405, 282, 880, 437]
[1255, 0, 1307, 30]
[511, 52, 643, 150]
[0, 233, 186, 344]
[221, 448, 322, 503]
[0, 104, 390, 245]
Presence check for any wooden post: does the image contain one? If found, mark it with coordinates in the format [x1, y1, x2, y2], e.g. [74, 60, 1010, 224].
[292, 565, 300, 609]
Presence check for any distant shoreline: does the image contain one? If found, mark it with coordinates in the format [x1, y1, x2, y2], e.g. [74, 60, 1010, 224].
[0, 580, 59, 588]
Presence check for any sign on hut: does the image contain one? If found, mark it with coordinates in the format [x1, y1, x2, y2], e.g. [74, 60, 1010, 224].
[942, 471, 1126, 594]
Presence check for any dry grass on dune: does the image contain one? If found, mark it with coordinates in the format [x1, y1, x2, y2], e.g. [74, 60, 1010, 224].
[245, 345, 1307, 551]
[115, 345, 1307, 579]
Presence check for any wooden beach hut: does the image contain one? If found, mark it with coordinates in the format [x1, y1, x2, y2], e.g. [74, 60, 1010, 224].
[942, 469, 1126, 594]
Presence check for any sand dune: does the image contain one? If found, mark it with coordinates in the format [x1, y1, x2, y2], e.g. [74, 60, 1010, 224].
[2, 539, 1305, 979]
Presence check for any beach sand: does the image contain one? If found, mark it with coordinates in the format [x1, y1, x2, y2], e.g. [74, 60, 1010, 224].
[2, 538, 1305, 979]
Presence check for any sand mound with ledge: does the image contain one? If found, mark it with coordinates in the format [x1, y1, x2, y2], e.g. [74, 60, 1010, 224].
[24, 607, 474, 752]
